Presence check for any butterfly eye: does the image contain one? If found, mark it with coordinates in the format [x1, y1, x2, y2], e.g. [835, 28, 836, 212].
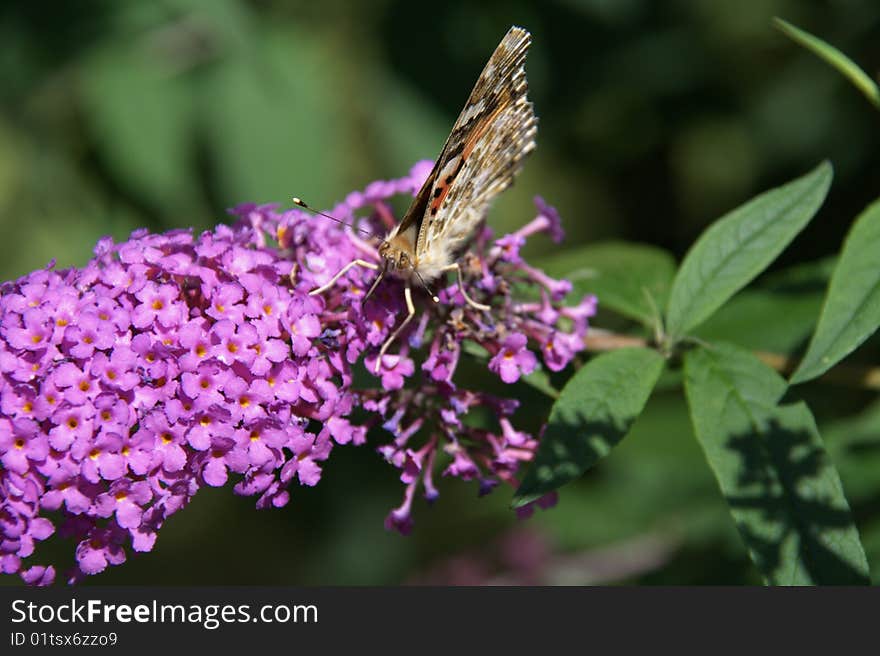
[398, 254, 410, 268]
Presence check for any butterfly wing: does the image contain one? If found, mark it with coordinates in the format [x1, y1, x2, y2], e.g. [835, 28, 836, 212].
[411, 26, 537, 279]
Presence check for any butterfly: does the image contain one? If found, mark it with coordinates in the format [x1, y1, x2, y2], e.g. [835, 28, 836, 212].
[304, 25, 537, 372]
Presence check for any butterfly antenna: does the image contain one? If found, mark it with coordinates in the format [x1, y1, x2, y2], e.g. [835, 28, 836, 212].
[414, 270, 440, 303]
[291, 197, 376, 238]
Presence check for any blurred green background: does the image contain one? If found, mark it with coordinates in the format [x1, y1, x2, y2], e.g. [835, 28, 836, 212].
[1, 0, 879, 584]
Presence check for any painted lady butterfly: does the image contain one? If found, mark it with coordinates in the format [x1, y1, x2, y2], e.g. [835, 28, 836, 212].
[303, 26, 537, 371]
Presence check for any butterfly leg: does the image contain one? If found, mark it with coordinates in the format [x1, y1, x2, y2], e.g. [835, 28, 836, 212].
[308, 259, 379, 296]
[363, 260, 390, 303]
[440, 263, 490, 311]
[375, 283, 415, 374]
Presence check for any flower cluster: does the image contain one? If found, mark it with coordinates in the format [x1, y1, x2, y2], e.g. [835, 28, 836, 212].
[274, 168, 596, 534]
[0, 160, 594, 584]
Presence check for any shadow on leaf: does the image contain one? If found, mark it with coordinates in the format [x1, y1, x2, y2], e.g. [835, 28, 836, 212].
[723, 417, 869, 585]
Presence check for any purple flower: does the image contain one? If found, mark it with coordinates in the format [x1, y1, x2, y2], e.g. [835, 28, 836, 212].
[519, 263, 573, 301]
[5, 309, 52, 352]
[201, 437, 238, 487]
[65, 313, 115, 359]
[137, 410, 186, 472]
[489, 333, 538, 383]
[288, 312, 321, 357]
[563, 294, 599, 333]
[48, 404, 95, 451]
[204, 283, 246, 324]
[94, 479, 152, 529]
[21, 565, 54, 586]
[532, 196, 565, 243]
[0, 420, 48, 474]
[90, 348, 140, 391]
[76, 432, 127, 483]
[422, 341, 459, 383]
[74, 525, 126, 576]
[178, 319, 214, 371]
[40, 470, 92, 515]
[369, 353, 415, 390]
[494, 233, 526, 263]
[180, 361, 229, 411]
[132, 282, 186, 329]
[92, 393, 132, 436]
[541, 330, 582, 372]
[211, 320, 257, 368]
[384, 482, 416, 536]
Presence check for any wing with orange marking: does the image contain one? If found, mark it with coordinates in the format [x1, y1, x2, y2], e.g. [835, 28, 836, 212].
[414, 26, 537, 261]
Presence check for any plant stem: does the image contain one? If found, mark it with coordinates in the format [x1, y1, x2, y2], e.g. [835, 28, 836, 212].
[584, 329, 880, 390]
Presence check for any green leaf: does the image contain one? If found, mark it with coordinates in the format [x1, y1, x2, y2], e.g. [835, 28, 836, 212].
[541, 389, 750, 561]
[518, 366, 559, 399]
[774, 18, 880, 111]
[201, 26, 348, 206]
[684, 343, 869, 584]
[536, 241, 676, 326]
[791, 198, 880, 384]
[824, 400, 880, 504]
[665, 161, 832, 339]
[79, 43, 196, 210]
[513, 347, 664, 507]
[695, 257, 833, 355]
